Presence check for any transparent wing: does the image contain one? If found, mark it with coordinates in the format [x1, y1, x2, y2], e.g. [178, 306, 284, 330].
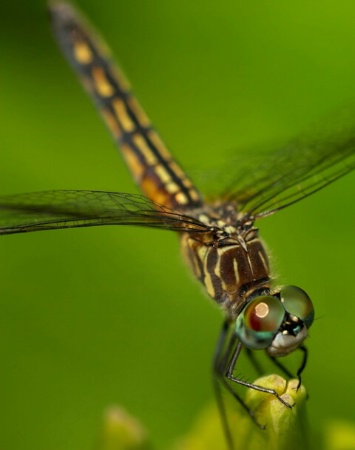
[209, 112, 355, 218]
[0, 190, 210, 235]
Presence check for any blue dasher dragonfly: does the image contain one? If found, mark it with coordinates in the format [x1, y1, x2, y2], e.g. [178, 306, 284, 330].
[1, 3, 354, 448]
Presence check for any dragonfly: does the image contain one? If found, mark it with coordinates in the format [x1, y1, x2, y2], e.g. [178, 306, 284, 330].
[1, 2, 354, 448]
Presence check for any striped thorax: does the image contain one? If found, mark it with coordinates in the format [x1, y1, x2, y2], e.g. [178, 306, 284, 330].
[181, 203, 270, 318]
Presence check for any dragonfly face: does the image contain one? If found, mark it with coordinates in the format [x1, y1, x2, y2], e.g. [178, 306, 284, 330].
[0, 2, 353, 449]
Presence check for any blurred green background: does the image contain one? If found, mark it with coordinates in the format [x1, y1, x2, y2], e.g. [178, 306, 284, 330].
[0, 1, 354, 449]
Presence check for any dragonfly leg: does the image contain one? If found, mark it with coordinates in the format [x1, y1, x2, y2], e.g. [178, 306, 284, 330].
[267, 345, 308, 390]
[213, 322, 266, 441]
[212, 320, 236, 450]
[267, 354, 294, 379]
[226, 341, 294, 410]
[296, 345, 308, 390]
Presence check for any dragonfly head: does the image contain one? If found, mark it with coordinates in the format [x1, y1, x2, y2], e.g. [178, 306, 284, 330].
[235, 285, 314, 357]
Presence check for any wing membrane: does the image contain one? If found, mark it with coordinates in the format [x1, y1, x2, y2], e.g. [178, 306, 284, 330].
[0, 190, 209, 235]
[218, 116, 355, 218]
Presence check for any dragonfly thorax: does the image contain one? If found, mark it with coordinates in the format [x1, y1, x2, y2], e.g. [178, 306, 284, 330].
[180, 209, 271, 317]
[194, 202, 253, 231]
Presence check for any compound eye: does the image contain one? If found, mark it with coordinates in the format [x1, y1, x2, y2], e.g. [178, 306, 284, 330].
[235, 296, 285, 349]
[280, 285, 314, 329]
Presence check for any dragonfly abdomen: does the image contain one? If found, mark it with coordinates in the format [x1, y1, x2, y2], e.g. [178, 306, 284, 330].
[51, 3, 202, 210]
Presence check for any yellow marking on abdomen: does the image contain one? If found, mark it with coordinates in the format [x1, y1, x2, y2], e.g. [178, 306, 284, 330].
[101, 108, 122, 139]
[147, 130, 172, 159]
[121, 143, 144, 181]
[141, 177, 172, 206]
[112, 98, 135, 132]
[92, 66, 115, 97]
[146, 131, 201, 203]
[189, 189, 202, 202]
[181, 177, 193, 188]
[73, 40, 93, 64]
[169, 160, 187, 180]
[111, 65, 131, 91]
[132, 134, 158, 165]
[155, 164, 174, 185]
[127, 96, 151, 128]
[175, 192, 189, 205]
[165, 181, 180, 194]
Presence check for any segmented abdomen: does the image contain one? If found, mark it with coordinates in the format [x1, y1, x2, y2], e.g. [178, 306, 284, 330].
[50, 3, 202, 209]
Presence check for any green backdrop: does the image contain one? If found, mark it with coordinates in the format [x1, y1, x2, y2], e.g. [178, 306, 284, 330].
[0, 1, 354, 449]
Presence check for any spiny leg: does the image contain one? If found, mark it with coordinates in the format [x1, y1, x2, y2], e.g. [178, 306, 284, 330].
[212, 320, 235, 450]
[226, 339, 294, 410]
[213, 321, 265, 444]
